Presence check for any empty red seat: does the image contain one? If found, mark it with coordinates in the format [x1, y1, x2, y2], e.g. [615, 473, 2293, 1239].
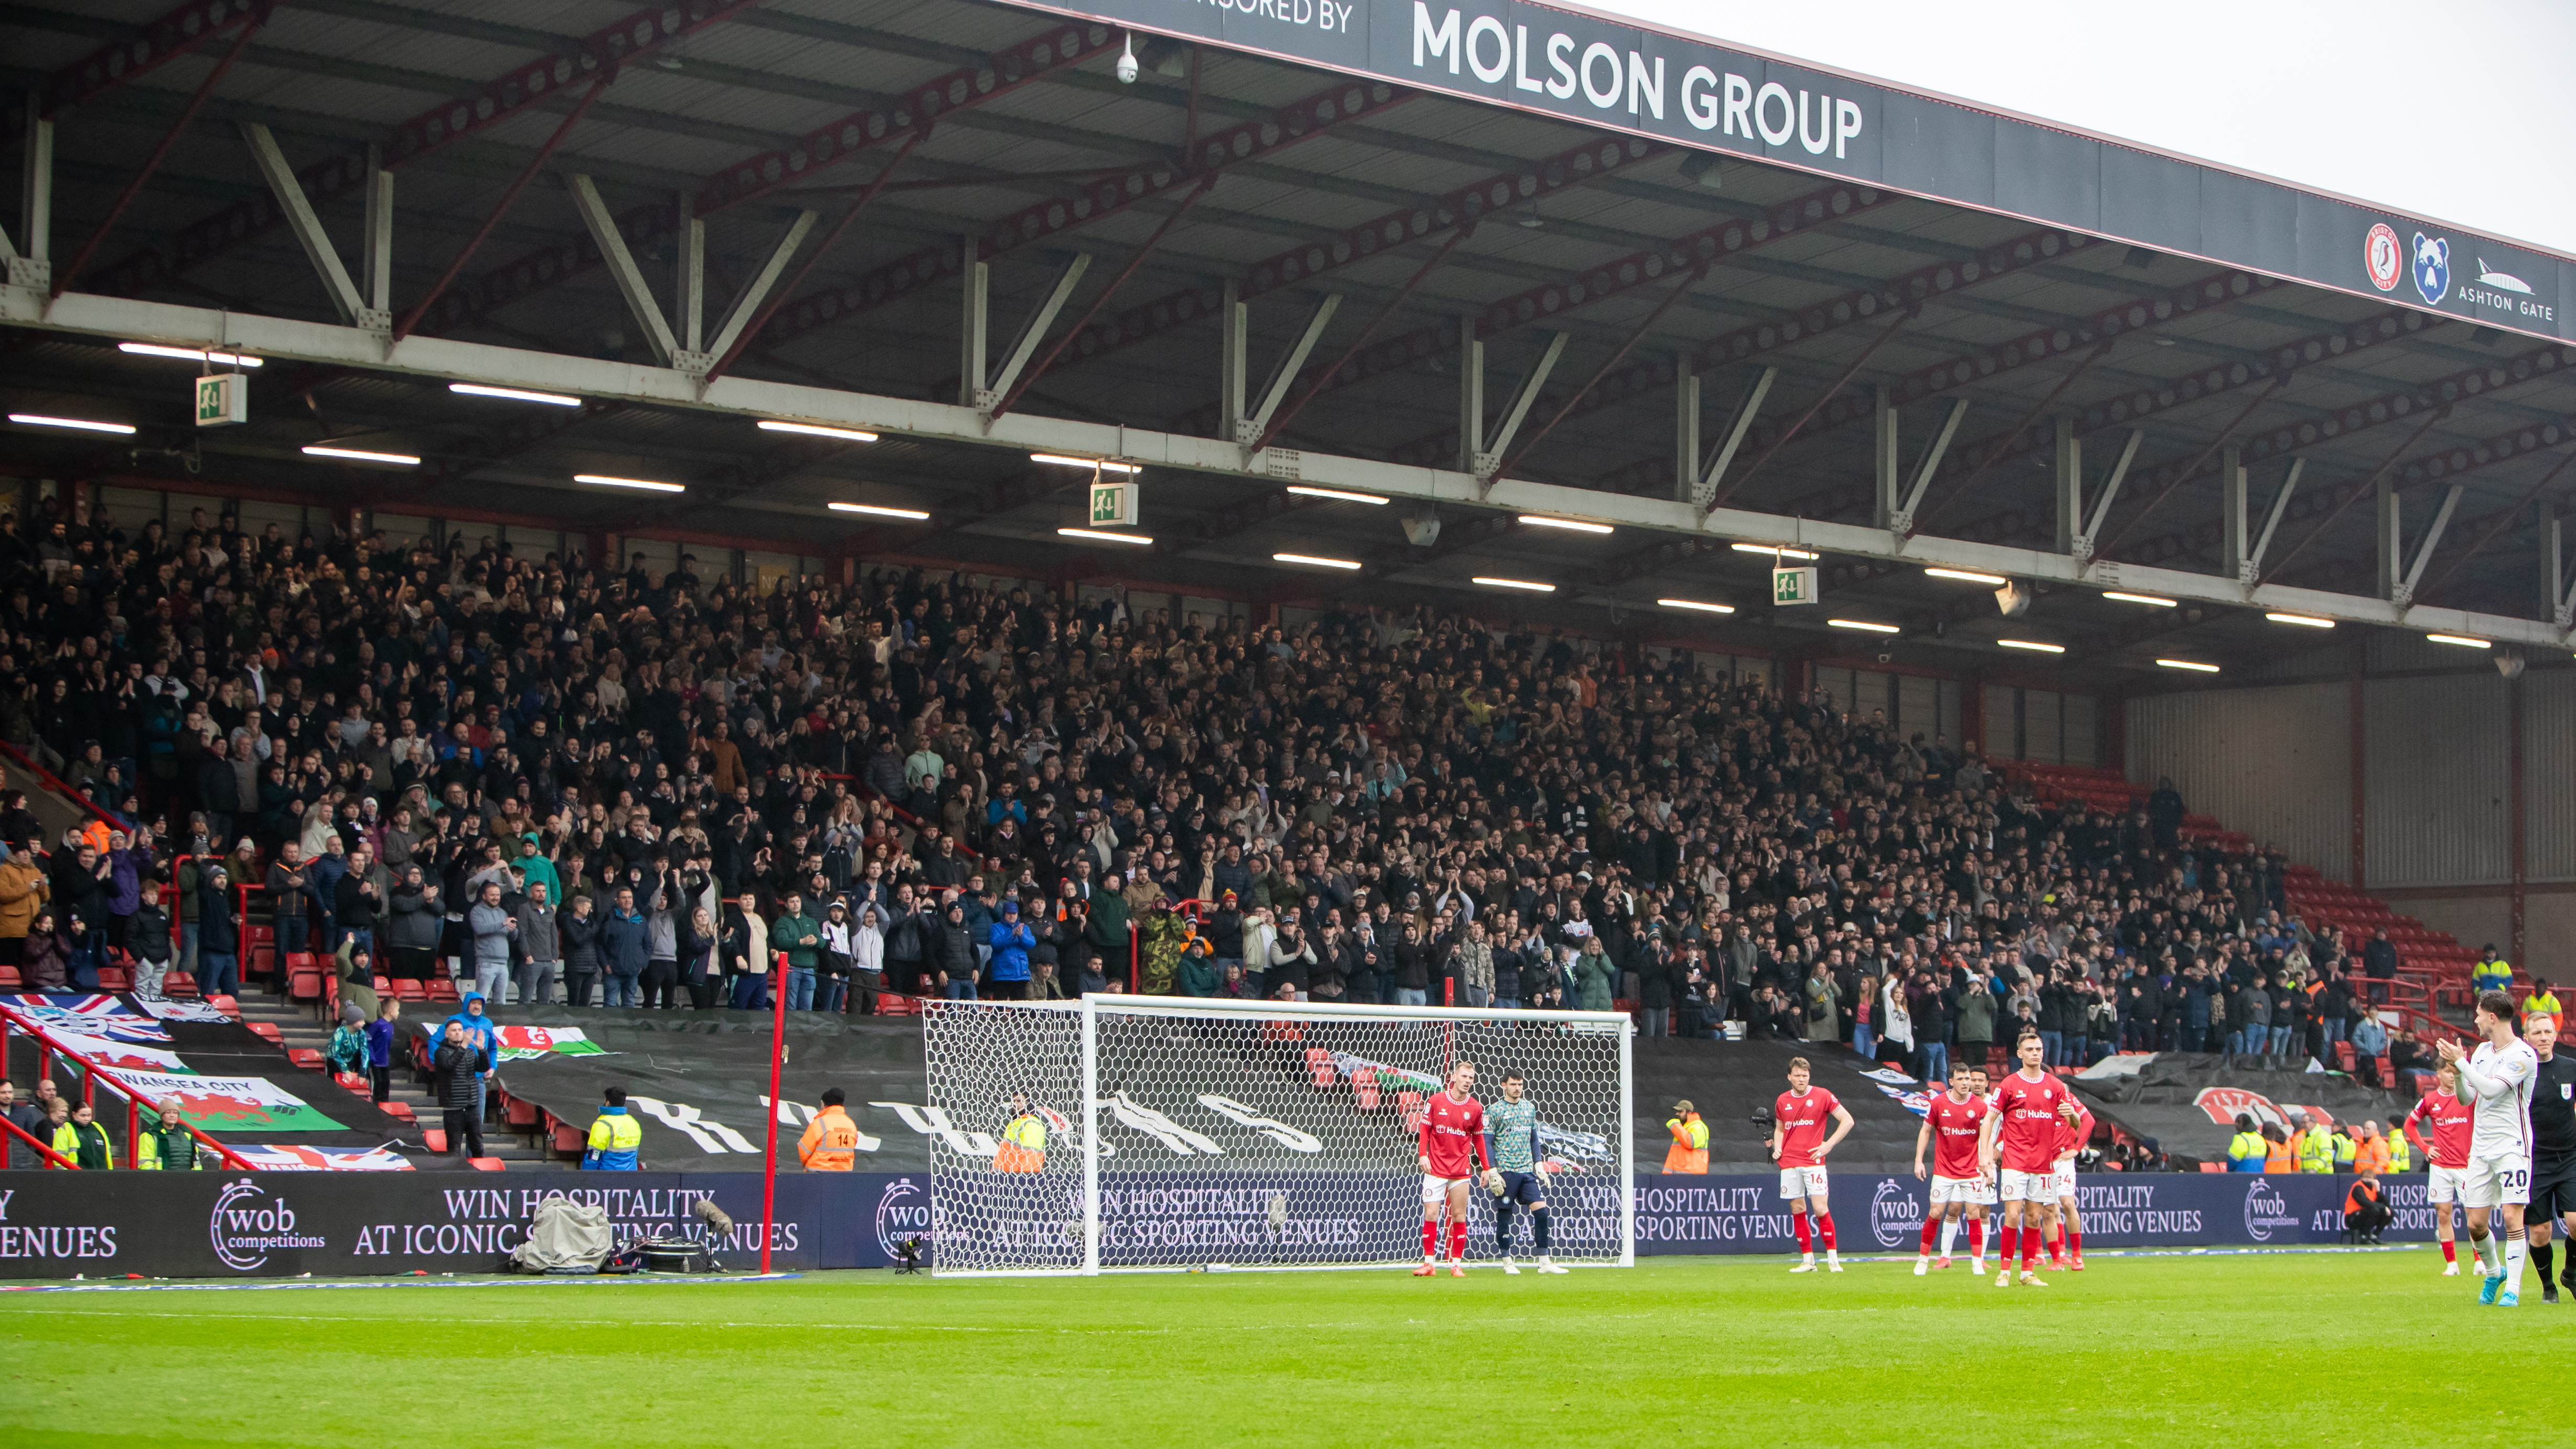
[96, 967, 131, 990]
[392, 980, 425, 1001]
[426, 978, 458, 1002]
[379, 1100, 416, 1124]
[207, 994, 240, 1018]
[421, 1126, 445, 1151]
[469, 1157, 506, 1172]
[248, 1021, 284, 1045]
[163, 971, 197, 998]
[288, 970, 323, 1003]
[1304, 1047, 1334, 1088]
[288, 1048, 324, 1070]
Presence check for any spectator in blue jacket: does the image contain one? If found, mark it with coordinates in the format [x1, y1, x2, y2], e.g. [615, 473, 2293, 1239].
[598, 885, 650, 1007]
[988, 899, 1034, 999]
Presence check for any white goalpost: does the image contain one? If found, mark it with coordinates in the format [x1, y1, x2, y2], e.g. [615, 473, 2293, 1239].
[920, 995, 1636, 1277]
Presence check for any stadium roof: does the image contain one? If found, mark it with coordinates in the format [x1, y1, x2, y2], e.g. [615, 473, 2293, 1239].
[4, 0, 2573, 684]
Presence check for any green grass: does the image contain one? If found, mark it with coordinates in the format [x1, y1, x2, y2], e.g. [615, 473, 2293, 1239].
[4, 1250, 2568, 1446]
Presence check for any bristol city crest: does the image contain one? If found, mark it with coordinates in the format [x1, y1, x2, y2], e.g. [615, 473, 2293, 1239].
[2411, 232, 2449, 305]
[2363, 223, 2401, 291]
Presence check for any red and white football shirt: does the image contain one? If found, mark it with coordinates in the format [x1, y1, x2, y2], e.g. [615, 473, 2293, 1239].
[1990, 1069, 2073, 1174]
[1774, 1087, 1842, 1167]
[2405, 1089, 2472, 1170]
[2053, 1100, 2095, 1163]
[1926, 1093, 1990, 1180]
[1418, 1091, 1488, 1180]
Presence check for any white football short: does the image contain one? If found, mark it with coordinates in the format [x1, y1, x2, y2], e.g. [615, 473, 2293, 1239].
[2426, 1164, 2467, 1206]
[2049, 1163, 2078, 1201]
[1998, 1167, 2054, 1203]
[2460, 1151, 2532, 1209]
[1422, 1172, 1470, 1206]
[1929, 1173, 1995, 1207]
[1778, 1164, 1829, 1204]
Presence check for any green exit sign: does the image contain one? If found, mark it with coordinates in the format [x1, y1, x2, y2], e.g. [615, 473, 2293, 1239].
[195, 373, 248, 428]
[1772, 565, 1818, 605]
[1088, 478, 1138, 527]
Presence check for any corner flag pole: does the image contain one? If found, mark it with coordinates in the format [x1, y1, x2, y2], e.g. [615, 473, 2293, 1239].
[761, 948, 787, 1274]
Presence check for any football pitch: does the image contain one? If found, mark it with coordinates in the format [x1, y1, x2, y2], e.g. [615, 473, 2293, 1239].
[4, 1249, 2567, 1447]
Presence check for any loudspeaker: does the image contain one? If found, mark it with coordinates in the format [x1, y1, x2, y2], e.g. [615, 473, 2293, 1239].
[1993, 581, 2030, 616]
[1402, 515, 1441, 547]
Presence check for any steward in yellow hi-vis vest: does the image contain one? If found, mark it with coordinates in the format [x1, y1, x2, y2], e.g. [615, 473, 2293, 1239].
[995, 1091, 1048, 1173]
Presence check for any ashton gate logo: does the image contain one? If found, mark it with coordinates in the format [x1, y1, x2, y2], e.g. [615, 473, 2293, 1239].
[209, 1178, 325, 1271]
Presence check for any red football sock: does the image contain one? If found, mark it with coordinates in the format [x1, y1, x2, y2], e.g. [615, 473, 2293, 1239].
[1815, 1212, 1837, 1251]
[1997, 1224, 2017, 1264]
[2022, 1229, 2041, 1268]
[2441, 1239, 2457, 1263]
[1422, 1220, 1438, 1259]
[1919, 1219, 1941, 1252]
[1967, 1219, 1985, 1257]
[1447, 1221, 1467, 1263]
[2066, 1228, 2081, 1258]
[1792, 1212, 1813, 1253]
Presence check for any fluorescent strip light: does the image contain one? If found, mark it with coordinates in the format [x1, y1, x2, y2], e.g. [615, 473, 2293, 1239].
[120, 342, 262, 368]
[2265, 611, 2334, 628]
[1733, 542, 1818, 560]
[452, 383, 581, 407]
[2426, 633, 2491, 649]
[2157, 658, 2221, 673]
[1828, 619, 1900, 634]
[1274, 552, 1361, 570]
[1925, 566, 2008, 585]
[573, 474, 684, 493]
[9, 413, 135, 434]
[2102, 590, 2177, 607]
[1658, 598, 1736, 614]
[1032, 454, 1140, 474]
[1518, 514, 1613, 535]
[1058, 527, 1153, 545]
[1997, 638, 2065, 654]
[1472, 576, 1555, 592]
[829, 502, 930, 520]
[301, 445, 418, 466]
[1284, 485, 1388, 504]
[760, 419, 878, 443]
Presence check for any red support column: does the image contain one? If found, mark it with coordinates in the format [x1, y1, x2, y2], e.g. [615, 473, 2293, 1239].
[2348, 646, 2366, 891]
[2510, 673, 2527, 965]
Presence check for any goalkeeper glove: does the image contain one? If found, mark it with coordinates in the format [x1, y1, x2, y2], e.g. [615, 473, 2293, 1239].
[1480, 1168, 1506, 1197]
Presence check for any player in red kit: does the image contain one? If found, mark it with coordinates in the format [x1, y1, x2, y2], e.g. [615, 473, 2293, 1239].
[1979, 1032, 2081, 1287]
[2043, 1094, 2095, 1271]
[1770, 1057, 1855, 1274]
[1415, 1060, 1489, 1278]
[2403, 1060, 2474, 1276]
[1912, 1059, 1993, 1276]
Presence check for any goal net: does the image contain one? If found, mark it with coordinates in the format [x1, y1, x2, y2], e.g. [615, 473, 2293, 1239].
[920, 996, 1634, 1276]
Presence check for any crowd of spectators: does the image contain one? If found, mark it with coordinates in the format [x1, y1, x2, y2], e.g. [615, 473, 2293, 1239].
[0, 502, 2416, 1087]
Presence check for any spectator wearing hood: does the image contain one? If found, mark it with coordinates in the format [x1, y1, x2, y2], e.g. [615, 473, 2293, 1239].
[438, 991, 500, 1126]
[987, 899, 1034, 999]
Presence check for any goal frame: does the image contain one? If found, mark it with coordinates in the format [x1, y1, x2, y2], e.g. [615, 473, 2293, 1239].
[923, 993, 1636, 1277]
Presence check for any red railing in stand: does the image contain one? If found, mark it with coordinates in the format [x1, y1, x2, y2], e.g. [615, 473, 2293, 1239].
[0, 1110, 77, 1169]
[0, 737, 127, 832]
[0, 999, 257, 1169]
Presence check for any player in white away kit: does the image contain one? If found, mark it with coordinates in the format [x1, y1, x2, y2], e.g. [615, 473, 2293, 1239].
[1415, 1060, 1490, 1278]
[1771, 1056, 1854, 1274]
[2440, 990, 2540, 1306]
[1913, 1059, 1993, 1276]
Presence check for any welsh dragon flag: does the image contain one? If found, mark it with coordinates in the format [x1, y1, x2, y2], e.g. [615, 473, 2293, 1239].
[96, 1070, 344, 1133]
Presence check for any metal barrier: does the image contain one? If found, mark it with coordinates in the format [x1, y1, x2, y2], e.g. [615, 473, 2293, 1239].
[0, 998, 258, 1170]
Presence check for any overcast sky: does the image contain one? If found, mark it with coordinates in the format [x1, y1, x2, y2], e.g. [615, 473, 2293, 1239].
[1597, 0, 2576, 256]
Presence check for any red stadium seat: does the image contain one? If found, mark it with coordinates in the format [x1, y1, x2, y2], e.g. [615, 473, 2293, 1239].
[287, 1048, 324, 1070]
[392, 979, 425, 1001]
[421, 1128, 445, 1152]
[248, 1021, 284, 1046]
[207, 994, 241, 1018]
[1304, 1047, 1334, 1088]
[1352, 1067, 1380, 1110]
[379, 1100, 415, 1124]
[469, 1157, 507, 1172]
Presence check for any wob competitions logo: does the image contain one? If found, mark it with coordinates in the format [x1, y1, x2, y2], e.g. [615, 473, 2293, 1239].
[2241, 1178, 2298, 1244]
[210, 1178, 325, 1271]
[1868, 1177, 1920, 1249]
[875, 1176, 932, 1262]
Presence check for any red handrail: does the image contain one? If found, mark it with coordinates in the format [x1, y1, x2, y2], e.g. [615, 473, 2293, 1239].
[0, 999, 257, 1170]
[0, 737, 126, 832]
[0, 1109, 79, 1169]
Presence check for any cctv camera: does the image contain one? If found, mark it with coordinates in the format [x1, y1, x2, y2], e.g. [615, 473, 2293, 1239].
[1401, 515, 1441, 547]
[1875, 648, 1893, 665]
[1993, 580, 2030, 616]
[1116, 35, 1139, 84]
